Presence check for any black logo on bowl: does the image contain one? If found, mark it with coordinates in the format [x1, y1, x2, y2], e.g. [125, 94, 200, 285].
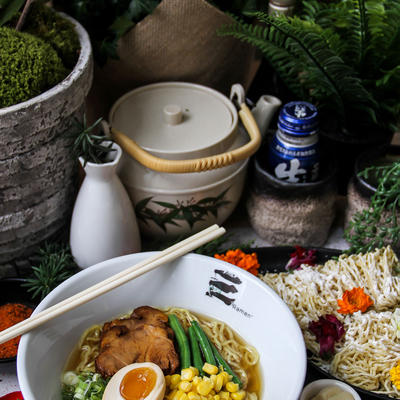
[206, 269, 253, 318]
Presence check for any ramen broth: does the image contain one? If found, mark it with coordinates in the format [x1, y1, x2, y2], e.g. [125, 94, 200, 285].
[63, 307, 262, 397]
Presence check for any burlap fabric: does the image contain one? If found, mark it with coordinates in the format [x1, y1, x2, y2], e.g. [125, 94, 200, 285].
[87, 0, 260, 121]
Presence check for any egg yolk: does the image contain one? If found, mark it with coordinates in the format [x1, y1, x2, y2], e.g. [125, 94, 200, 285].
[120, 367, 157, 400]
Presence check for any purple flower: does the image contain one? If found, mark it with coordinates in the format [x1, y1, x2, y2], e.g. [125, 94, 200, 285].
[309, 315, 345, 359]
[286, 245, 317, 271]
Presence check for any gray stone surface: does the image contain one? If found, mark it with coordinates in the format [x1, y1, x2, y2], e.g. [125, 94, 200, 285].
[0, 16, 93, 263]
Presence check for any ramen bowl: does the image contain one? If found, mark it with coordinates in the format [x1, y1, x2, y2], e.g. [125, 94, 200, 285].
[17, 252, 307, 400]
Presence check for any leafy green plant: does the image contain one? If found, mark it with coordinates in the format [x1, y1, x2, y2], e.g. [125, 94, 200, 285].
[344, 161, 400, 254]
[69, 115, 115, 166]
[219, 0, 400, 136]
[0, 0, 25, 26]
[23, 243, 79, 300]
[135, 189, 231, 232]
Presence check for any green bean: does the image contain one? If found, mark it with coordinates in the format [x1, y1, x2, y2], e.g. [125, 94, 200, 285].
[210, 342, 242, 388]
[191, 320, 216, 366]
[168, 314, 191, 370]
[188, 325, 205, 375]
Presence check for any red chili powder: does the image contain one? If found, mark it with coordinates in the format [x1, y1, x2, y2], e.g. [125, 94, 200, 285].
[0, 303, 33, 359]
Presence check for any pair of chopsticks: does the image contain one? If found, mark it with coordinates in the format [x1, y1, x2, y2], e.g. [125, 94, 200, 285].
[0, 224, 225, 345]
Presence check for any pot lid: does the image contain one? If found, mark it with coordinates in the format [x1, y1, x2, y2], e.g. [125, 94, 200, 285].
[109, 82, 238, 159]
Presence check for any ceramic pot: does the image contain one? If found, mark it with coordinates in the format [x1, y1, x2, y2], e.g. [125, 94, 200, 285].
[0, 14, 93, 264]
[69, 143, 141, 268]
[108, 82, 281, 238]
[247, 141, 337, 246]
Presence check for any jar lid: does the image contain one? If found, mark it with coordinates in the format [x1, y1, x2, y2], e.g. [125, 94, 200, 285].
[109, 82, 238, 159]
[278, 101, 318, 136]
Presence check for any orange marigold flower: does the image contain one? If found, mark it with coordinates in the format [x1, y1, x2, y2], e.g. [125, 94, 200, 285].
[214, 249, 260, 276]
[337, 287, 374, 314]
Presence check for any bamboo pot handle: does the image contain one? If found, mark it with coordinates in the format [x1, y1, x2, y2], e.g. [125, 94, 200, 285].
[110, 103, 261, 173]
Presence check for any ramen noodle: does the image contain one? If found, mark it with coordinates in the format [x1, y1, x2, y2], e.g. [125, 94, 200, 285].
[67, 307, 260, 399]
[260, 246, 400, 398]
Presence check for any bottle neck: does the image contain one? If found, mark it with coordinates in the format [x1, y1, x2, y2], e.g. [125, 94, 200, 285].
[277, 129, 319, 147]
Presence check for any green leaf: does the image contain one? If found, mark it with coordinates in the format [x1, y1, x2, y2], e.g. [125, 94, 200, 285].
[0, 0, 25, 26]
[127, 0, 159, 21]
[109, 14, 134, 38]
[0, 0, 12, 8]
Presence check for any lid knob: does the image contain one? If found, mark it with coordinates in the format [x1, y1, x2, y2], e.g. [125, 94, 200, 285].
[163, 104, 183, 125]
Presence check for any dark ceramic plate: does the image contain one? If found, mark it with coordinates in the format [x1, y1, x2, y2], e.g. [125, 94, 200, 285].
[253, 246, 396, 400]
[0, 277, 38, 363]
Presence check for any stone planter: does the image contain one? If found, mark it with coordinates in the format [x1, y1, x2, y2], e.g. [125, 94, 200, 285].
[0, 15, 93, 263]
[246, 143, 337, 246]
[344, 146, 400, 251]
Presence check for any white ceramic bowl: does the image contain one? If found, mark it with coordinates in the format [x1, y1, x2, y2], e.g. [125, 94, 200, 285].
[17, 252, 306, 400]
[300, 379, 362, 400]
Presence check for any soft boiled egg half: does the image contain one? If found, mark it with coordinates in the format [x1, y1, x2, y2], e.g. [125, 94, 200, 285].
[102, 362, 166, 400]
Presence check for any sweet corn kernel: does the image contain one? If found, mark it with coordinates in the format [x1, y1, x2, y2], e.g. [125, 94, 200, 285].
[172, 390, 183, 400]
[171, 374, 181, 386]
[214, 375, 224, 392]
[179, 381, 193, 392]
[214, 395, 221, 400]
[231, 390, 246, 400]
[197, 380, 214, 396]
[167, 389, 178, 400]
[203, 363, 219, 375]
[190, 367, 200, 377]
[166, 375, 172, 386]
[193, 376, 202, 386]
[188, 392, 201, 400]
[179, 393, 188, 400]
[209, 389, 216, 396]
[219, 391, 230, 400]
[182, 368, 195, 381]
[219, 371, 230, 385]
[225, 382, 239, 393]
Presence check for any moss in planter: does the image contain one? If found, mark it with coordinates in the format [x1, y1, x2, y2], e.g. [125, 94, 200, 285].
[23, 2, 80, 70]
[0, 27, 68, 108]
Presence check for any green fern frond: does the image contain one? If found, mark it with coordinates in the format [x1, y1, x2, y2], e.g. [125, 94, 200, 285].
[364, 0, 400, 72]
[220, 19, 306, 98]
[219, 12, 377, 127]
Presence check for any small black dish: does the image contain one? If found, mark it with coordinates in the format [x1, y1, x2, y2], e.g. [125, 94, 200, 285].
[354, 144, 400, 197]
[0, 277, 38, 363]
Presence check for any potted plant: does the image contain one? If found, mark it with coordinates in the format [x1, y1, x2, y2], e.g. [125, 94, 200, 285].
[344, 147, 400, 254]
[68, 117, 141, 269]
[219, 0, 400, 190]
[0, 0, 93, 264]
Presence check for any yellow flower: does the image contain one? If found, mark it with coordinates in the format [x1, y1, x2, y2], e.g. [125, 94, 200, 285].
[390, 361, 400, 390]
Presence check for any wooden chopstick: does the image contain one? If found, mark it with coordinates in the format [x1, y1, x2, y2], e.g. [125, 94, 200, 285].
[0, 224, 225, 345]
